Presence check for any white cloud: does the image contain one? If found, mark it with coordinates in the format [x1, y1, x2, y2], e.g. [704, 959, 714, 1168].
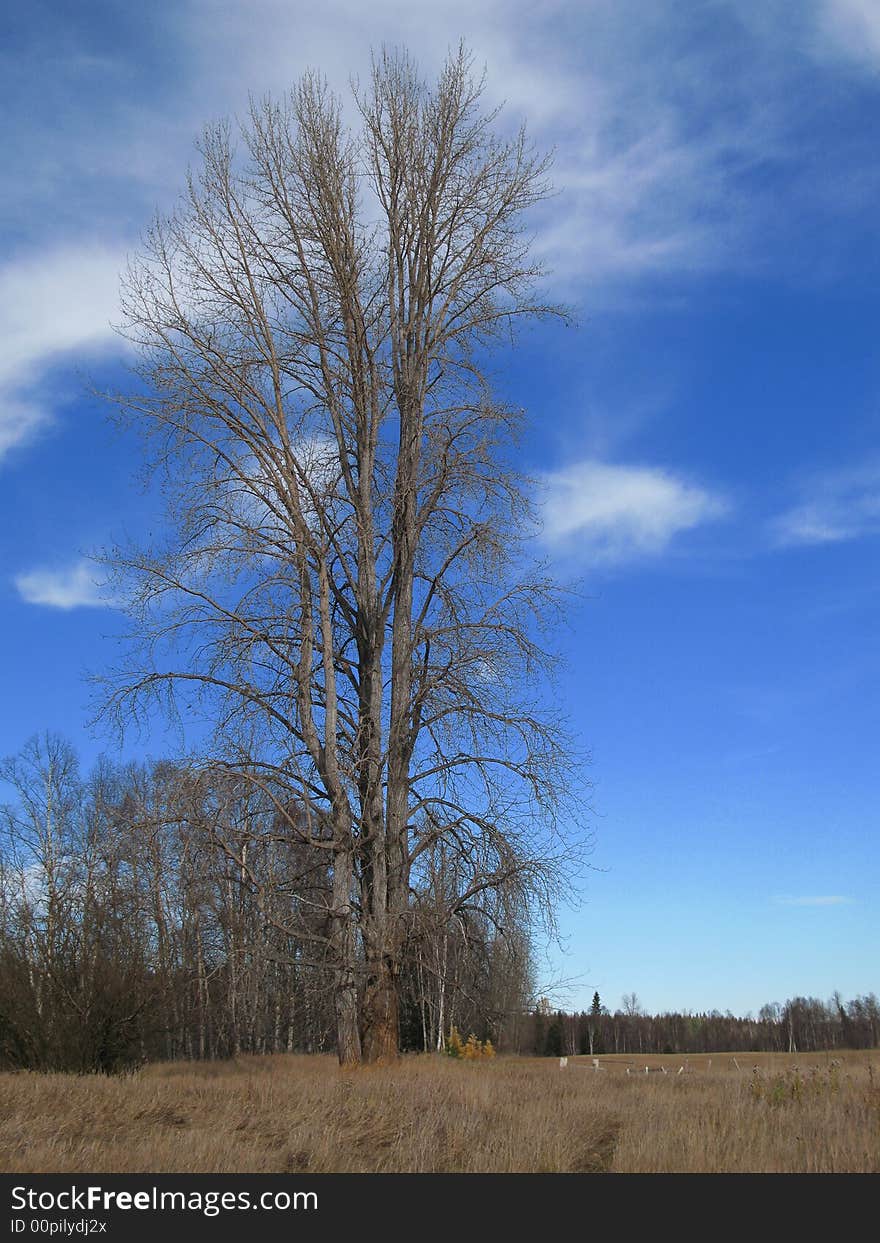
[14, 559, 116, 610]
[183, 1, 783, 291]
[4, 1, 878, 470]
[0, 396, 51, 462]
[167, 435, 346, 589]
[816, 0, 880, 66]
[194, 0, 880, 300]
[230, 435, 342, 533]
[539, 459, 727, 564]
[771, 464, 880, 547]
[0, 243, 125, 462]
[773, 895, 854, 907]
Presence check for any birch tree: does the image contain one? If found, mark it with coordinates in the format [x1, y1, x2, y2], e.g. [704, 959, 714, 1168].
[101, 44, 583, 1064]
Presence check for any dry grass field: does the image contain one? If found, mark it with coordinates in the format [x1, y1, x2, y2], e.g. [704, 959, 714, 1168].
[1, 1050, 878, 1174]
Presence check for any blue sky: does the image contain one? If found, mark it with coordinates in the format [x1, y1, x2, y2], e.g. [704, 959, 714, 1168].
[1, 0, 878, 1017]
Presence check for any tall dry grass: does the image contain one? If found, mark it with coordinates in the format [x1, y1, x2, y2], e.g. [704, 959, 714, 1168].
[1, 1051, 878, 1173]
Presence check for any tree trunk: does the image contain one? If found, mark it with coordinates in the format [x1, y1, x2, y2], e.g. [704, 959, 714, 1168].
[361, 950, 400, 1063]
[335, 967, 361, 1066]
[330, 847, 361, 1067]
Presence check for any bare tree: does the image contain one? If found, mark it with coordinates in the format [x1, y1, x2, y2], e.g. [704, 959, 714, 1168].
[622, 992, 642, 1017]
[0, 737, 158, 1072]
[100, 44, 586, 1064]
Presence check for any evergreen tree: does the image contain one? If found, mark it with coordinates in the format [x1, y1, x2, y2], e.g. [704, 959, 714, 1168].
[544, 1014, 563, 1058]
[588, 990, 603, 1056]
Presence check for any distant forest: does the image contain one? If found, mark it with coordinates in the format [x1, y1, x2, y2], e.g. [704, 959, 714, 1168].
[525, 991, 880, 1059]
[1, 734, 876, 1072]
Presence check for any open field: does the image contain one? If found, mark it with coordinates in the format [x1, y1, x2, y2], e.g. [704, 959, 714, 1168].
[1, 1050, 878, 1174]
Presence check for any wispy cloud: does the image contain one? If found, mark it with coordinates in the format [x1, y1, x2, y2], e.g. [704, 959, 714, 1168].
[180, 0, 807, 293]
[770, 464, 880, 547]
[4, 3, 854, 303]
[539, 459, 727, 564]
[816, 0, 880, 67]
[773, 895, 855, 907]
[0, 243, 125, 462]
[3, 2, 880, 469]
[14, 560, 116, 610]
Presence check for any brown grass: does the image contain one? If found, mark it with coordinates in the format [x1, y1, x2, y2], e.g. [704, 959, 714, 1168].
[1, 1050, 878, 1173]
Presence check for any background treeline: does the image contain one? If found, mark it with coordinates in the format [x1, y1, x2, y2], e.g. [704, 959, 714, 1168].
[529, 991, 880, 1058]
[0, 734, 533, 1072]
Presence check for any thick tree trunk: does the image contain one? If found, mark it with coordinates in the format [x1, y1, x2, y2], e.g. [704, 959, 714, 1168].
[361, 950, 400, 1063]
[359, 821, 409, 1061]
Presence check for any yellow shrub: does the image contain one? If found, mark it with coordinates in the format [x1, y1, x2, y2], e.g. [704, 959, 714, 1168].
[463, 1034, 481, 1060]
[446, 1029, 496, 1060]
[444, 1026, 465, 1058]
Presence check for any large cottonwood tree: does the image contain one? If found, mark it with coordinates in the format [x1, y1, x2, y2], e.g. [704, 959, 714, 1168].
[102, 44, 582, 1064]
